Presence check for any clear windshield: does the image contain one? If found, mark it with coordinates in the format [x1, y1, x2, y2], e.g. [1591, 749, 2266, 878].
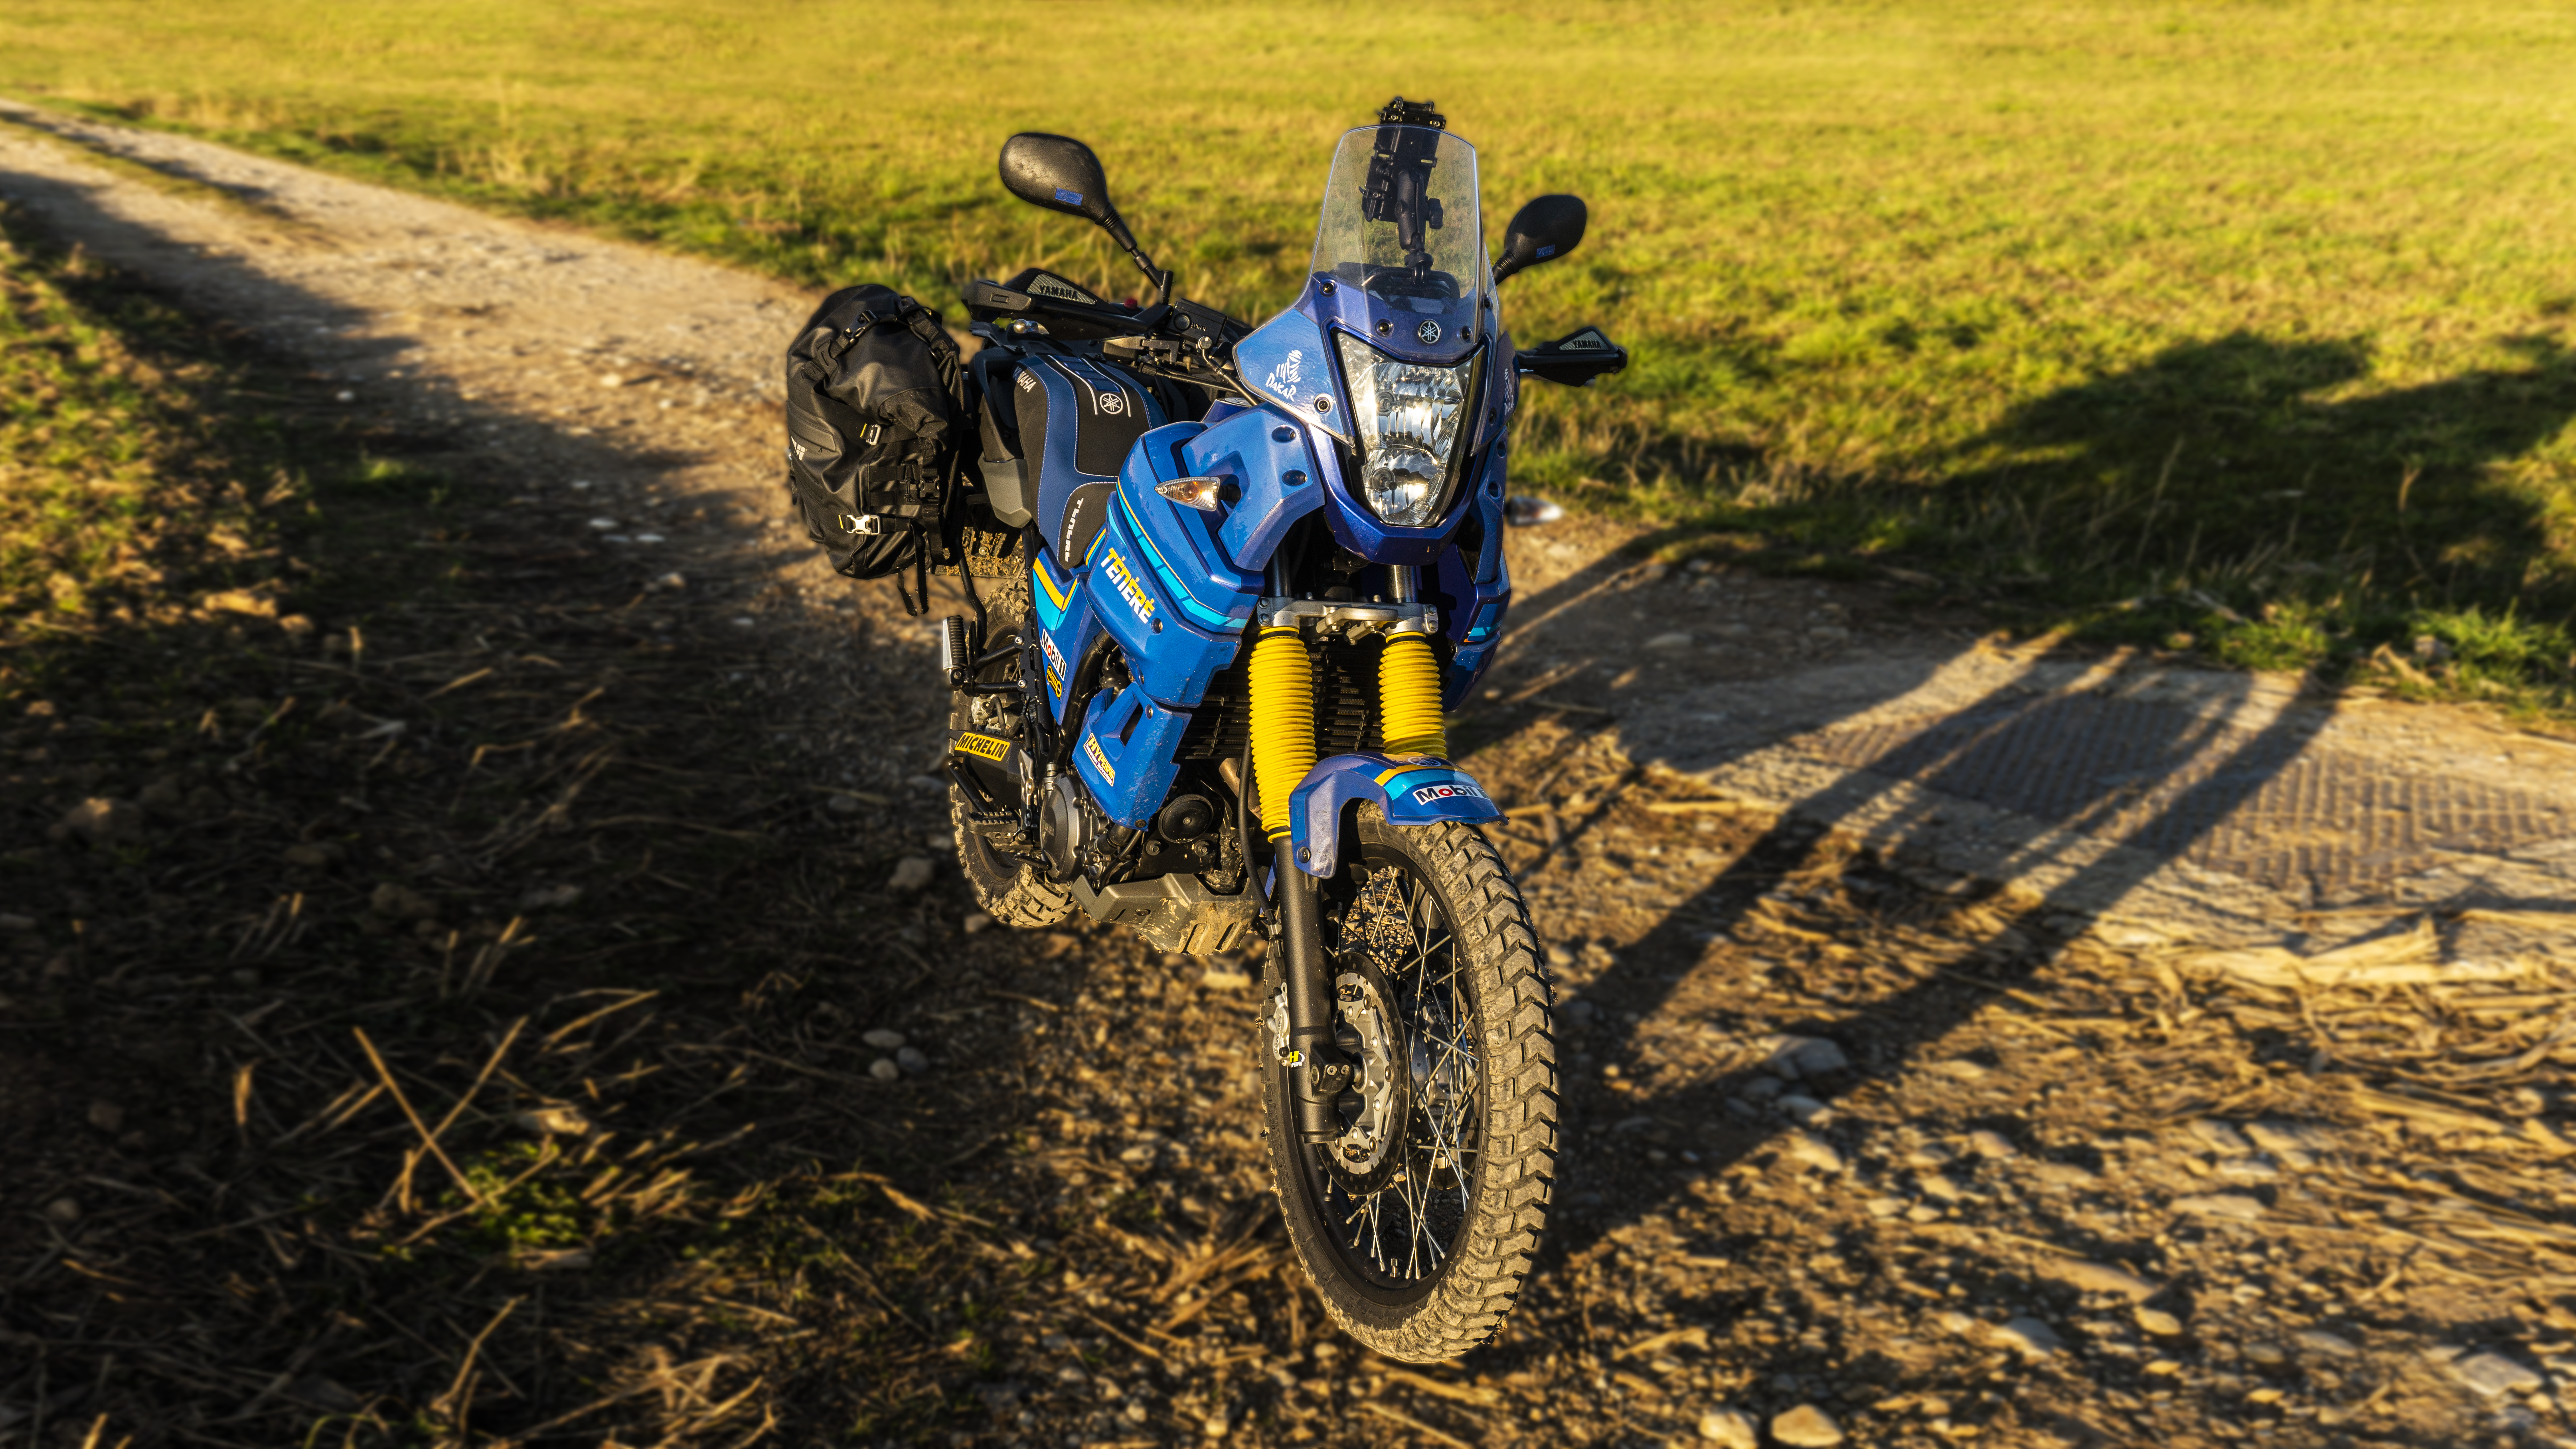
[1309, 124, 1484, 326]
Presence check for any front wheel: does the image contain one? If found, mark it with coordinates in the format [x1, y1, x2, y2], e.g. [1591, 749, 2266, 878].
[1259, 808, 1557, 1362]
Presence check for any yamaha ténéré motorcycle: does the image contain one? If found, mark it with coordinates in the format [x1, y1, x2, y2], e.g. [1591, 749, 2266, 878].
[940, 98, 1625, 1361]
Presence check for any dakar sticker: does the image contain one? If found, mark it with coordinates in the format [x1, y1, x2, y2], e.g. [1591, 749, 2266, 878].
[1263, 349, 1304, 404]
[1410, 780, 1489, 806]
[953, 732, 1011, 763]
[1084, 732, 1116, 785]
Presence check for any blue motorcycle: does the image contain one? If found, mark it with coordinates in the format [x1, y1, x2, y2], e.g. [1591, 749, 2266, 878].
[940, 98, 1624, 1360]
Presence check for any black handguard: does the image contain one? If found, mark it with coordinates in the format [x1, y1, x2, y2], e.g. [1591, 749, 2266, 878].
[1516, 326, 1629, 387]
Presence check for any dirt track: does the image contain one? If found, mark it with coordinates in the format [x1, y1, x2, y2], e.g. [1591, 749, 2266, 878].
[3, 103, 2574, 1449]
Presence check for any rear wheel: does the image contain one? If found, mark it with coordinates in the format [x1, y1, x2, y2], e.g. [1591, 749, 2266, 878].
[1260, 807, 1556, 1362]
[947, 577, 1073, 928]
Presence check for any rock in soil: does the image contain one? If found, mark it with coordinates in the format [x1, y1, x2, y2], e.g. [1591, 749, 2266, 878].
[887, 855, 935, 892]
[2041, 1259, 2159, 1301]
[1696, 1407, 1759, 1447]
[861, 1029, 906, 1050]
[1993, 1316, 2065, 1357]
[868, 1058, 901, 1083]
[1770, 1402, 1845, 1446]
[2450, 1351, 2543, 1397]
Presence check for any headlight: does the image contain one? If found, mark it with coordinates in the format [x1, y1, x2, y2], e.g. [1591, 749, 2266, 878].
[1335, 334, 1477, 527]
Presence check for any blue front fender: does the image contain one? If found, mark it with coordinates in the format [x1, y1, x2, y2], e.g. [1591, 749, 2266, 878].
[1285, 753, 1504, 878]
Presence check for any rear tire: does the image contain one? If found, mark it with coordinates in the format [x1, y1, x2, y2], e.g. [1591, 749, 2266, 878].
[1259, 807, 1556, 1362]
[947, 574, 1073, 928]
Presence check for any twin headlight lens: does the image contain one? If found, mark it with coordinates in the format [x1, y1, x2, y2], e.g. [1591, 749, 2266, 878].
[1334, 334, 1477, 527]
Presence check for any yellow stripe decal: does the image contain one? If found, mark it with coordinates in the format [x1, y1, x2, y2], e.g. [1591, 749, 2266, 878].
[1033, 557, 1072, 612]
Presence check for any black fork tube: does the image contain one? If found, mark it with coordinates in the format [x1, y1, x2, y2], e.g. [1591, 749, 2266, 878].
[1280, 863, 1349, 1143]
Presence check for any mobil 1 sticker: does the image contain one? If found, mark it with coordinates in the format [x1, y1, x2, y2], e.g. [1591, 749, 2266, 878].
[1410, 779, 1488, 806]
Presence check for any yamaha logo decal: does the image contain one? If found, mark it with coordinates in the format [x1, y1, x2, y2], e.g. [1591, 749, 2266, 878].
[1096, 391, 1125, 415]
[1416, 320, 1442, 345]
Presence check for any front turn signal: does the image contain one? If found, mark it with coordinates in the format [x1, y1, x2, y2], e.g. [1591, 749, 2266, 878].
[1154, 475, 1237, 513]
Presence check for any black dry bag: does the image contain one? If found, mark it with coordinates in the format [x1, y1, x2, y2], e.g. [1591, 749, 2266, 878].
[781, 284, 965, 609]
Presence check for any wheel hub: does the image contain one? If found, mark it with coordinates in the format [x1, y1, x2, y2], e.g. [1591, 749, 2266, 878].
[1269, 967, 1408, 1186]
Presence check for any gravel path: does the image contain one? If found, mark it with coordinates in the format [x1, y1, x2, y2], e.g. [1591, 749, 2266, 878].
[3, 100, 2568, 1449]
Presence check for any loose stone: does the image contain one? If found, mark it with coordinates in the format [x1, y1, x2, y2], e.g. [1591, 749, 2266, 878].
[2294, 1329, 2358, 1358]
[887, 855, 936, 892]
[1967, 1128, 2018, 1159]
[896, 1046, 930, 1074]
[1770, 1403, 1845, 1447]
[2186, 1118, 2254, 1155]
[2135, 1307, 2185, 1336]
[862, 1029, 907, 1050]
[1696, 1408, 1759, 1447]
[1784, 1131, 1845, 1173]
[869, 1058, 902, 1082]
[1993, 1317, 2064, 1357]
[2044, 1259, 2159, 1301]
[2171, 1192, 2266, 1221]
[2450, 1352, 2543, 1398]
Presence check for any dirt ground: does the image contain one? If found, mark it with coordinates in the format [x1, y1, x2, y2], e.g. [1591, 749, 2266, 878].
[3, 105, 2572, 1449]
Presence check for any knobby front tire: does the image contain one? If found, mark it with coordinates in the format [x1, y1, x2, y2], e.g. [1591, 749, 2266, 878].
[1259, 808, 1558, 1362]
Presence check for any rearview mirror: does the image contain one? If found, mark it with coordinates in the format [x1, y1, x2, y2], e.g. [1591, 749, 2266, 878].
[1000, 132, 1137, 252]
[1491, 194, 1587, 285]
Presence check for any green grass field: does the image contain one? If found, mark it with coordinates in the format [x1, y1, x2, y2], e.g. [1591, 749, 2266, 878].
[6, 1, 2576, 709]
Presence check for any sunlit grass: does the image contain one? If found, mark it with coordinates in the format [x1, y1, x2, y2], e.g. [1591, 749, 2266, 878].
[4, 1, 2575, 710]
[0, 207, 270, 624]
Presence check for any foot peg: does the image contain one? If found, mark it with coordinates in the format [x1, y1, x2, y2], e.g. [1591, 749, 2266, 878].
[937, 614, 972, 686]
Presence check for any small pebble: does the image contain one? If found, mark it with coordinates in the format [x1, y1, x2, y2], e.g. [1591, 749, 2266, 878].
[1967, 1128, 2018, 1159]
[87, 1101, 126, 1133]
[887, 855, 935, 892]
[43, 1197, 80, 1224]
[962, 912, 995, 934]
[1697, 1408, 1758, 1447]
[2171, 1192, 2266, 1221]
[2216, 1155, 2281, 1182]
[2294, 1329, 2358, 1358]
[1992, 1317, 2064, 1358]
[2451, 1351, 2543, 1398]
[2135, 1307, 2185, 1336]
[862, 1029, 906, 1050]
[1784, 1132, 1845, 1173]
[1916, 1171, 1963, 1202]
[1765, 1034, 1849, 1078]
[1770, 1403, 1844, 1447]
[2034, 1161, 2102, 1189]
[1905, 1143, 1957, 1169]
[868, 1058, 902, 1083]
[895, 1046, 929, 1075]
[1645, 632, 1695, 651]
[1776, 1093, 1827, 1123]
[2187, 1118, 2254, 1155]
[2243, 1341, 2287, 1368]
[2045, 1259, 2159, 1301]
[1546, 944, 1574, 968]
[2145, 1358, 2181, 1376]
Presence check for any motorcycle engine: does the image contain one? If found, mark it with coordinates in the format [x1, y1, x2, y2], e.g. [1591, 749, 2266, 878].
[1039, 772, 1103, 880]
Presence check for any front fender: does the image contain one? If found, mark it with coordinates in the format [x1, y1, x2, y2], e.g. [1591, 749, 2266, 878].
[1285, 752, 1503, 878]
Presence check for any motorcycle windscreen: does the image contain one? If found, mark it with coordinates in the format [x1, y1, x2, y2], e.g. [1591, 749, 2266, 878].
[1308, 124, 1487, 366]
